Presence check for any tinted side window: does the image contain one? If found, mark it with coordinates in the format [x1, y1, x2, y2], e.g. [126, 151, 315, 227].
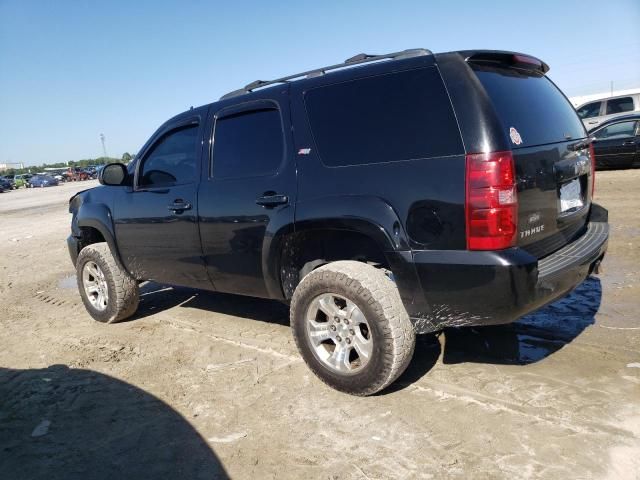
[304, 67, 463, 167]
[139, 125, 198, 187]
[577, 101, 602, 119]
[606, 97, 634, 115]
[212, 108, 284, 179]
[594, 121, 638, 139]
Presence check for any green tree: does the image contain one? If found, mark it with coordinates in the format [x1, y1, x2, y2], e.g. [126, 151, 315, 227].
[4, 156, 122, 176]
[122, 152, 132, 163]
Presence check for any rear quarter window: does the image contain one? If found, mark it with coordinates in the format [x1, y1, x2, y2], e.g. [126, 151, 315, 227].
[473, 66, 586, 147]
[606, 97, 635, 115]
[304, 67, 463, 167]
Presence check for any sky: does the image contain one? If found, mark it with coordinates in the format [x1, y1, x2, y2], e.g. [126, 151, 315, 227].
[1, 0, 639, 166]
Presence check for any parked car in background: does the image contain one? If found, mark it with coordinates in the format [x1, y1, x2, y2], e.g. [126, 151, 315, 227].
[589, 114, 640, 169]
[64, 167, 90, 182]
[577, 93, 640, 130]
[83, 167, 99, 179]
[13, 174, 33, 188]
[0, 176, 14, 190]
[28, 174, 59, 188]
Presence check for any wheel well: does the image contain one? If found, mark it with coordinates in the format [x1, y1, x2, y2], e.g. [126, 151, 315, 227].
[78, 227, 106, 251]
[280, 229, 389, 299]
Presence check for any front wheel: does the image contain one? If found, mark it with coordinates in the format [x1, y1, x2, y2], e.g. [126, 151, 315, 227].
[76, 242, 139, 323]
[290, 261, 416, 396]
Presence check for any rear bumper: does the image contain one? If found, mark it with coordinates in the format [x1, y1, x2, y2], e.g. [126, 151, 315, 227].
[405, 206, 609, 333]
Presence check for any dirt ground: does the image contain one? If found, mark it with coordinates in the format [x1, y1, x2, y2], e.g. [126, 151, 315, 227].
[0, 174, 639, 480]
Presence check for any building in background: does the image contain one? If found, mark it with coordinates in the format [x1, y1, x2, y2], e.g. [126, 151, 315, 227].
[0, 162, 25, 172]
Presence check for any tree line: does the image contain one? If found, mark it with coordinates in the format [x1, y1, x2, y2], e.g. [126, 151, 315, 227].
[2, 153, 135, 176]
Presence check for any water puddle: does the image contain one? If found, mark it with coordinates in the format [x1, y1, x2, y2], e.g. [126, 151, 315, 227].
[442, 278, 601, 365]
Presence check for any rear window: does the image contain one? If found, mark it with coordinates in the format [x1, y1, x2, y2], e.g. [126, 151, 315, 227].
[473, 66, 586, 147]
[304, 67, 463, 167]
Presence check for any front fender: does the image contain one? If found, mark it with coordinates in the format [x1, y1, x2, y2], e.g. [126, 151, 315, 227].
[74, 202, 127, 272]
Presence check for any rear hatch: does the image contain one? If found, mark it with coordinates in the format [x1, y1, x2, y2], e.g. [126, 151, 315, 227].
[468, 54, 593, 258]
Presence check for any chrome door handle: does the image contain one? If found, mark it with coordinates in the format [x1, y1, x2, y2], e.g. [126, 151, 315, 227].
[255, 194, 288, 208]
[167, 200, 192, 212]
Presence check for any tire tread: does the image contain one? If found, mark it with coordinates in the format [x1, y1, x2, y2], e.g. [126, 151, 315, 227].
[76, 243, 139, 323]
[290, 260, 415, 396]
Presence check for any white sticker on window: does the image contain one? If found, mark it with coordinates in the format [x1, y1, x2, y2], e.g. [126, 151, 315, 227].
[510, 127, 523, 145]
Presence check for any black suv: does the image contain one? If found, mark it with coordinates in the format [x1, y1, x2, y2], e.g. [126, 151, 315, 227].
[68, 48, 608, 395]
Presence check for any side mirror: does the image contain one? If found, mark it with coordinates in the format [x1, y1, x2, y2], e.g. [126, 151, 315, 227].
[98, 163, 128, 186]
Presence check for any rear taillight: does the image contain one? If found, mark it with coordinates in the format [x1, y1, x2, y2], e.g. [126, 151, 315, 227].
[589, 142, 596, 198]
[465, 151, 518, 250]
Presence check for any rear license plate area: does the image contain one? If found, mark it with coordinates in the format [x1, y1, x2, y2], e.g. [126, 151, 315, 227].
[559, 177, 584, 213]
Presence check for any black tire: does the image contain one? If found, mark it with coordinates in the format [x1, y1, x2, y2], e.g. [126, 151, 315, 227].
[76, 242, 139, 323]
[290, 261, 416, 396]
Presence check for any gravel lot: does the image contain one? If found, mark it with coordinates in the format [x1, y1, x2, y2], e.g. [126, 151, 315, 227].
[1, 174, 639, 480]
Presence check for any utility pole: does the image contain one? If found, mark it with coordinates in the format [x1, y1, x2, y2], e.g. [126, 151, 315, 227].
[100, 133, 108, 160]
[610, 81, 613, 97]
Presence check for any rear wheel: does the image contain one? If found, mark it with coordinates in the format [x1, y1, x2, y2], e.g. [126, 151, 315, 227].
[76, 243, 139, 323]
[290, 261, 415, 396]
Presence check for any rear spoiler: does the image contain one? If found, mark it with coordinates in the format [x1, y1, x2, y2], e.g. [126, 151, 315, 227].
[465, 51, 550, 74]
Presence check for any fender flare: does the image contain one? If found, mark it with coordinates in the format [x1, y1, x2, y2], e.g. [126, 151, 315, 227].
[75, 203, 127, 273]
[293, 195, 410, 251]
[265, 196, 429, 315]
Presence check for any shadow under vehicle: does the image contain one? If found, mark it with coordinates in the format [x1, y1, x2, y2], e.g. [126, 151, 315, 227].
[126, 276, 602, 394]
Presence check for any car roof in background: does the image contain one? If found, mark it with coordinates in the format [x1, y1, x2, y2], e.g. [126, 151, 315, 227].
[578, 92, 640, 109]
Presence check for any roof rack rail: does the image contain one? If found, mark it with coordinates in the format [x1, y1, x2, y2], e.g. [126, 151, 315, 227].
[219, 48, 432, 100]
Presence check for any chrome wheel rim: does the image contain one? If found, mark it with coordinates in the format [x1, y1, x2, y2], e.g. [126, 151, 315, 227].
[305, 293, 373, 375]
[82, 261, 108, 311]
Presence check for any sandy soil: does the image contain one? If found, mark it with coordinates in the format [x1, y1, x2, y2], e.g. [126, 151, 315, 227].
[0, 175, 639, 479]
